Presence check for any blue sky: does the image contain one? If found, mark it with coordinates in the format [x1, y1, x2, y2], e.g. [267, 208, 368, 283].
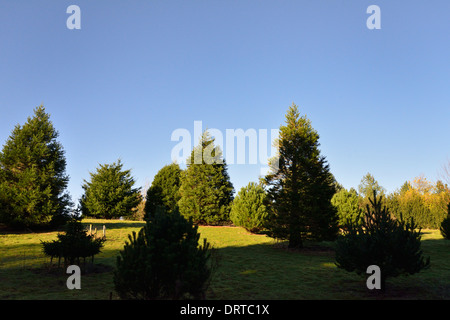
[0, 0, 449, 203]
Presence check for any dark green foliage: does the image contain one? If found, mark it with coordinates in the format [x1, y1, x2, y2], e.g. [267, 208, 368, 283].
[114, 208, 214, 300]
[335, 191, 430, 291]
[80, 159, 141, 219]
[41, 218, 105, 267]
[145, 163, 182, 217]
[0, 106, 72, 229]
[440, 203, 450, 240]
[331, 188, 363, 228]
[263, 103, 339, 248]
[230, 182, 269, 233]
[178, 131, 234, 225]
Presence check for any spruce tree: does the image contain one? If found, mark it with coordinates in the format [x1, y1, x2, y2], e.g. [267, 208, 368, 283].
[145, 162, 182, 217]
[263, 103, 338, 248]
[178, 131, 234, 225]
[80, 160, 141, 219]
[0, 106, 72, 229]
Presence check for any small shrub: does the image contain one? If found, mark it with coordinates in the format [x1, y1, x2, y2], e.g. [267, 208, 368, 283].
[114, 207, 215, 300]
[41, 218, 105, 267]
[331, 188, 363, 229]
[230, 182, 269, 233]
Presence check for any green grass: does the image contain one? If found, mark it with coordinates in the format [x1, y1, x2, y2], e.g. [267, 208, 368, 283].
[1, 219, 450, 299]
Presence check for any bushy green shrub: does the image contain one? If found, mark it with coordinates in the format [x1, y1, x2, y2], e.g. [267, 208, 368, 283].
[114, 208, 214, 300]
[230, 182, 269, 233]
[80, 159, 141, 219]
[331, 188, 363, 228]
[145, 163, 182, 217]
[41, 219, 105, 267]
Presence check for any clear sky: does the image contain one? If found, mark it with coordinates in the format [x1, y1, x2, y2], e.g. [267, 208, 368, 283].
[0, 0, 449, 204]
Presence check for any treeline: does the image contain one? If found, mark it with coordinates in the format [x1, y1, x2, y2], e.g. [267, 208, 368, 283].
[1, 103, 448, 296]
[0, 105, 449, 236]
[333, 174, 450, 230]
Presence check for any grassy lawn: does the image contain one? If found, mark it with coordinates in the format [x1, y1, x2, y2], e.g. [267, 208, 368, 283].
[1, 219, 450, 300]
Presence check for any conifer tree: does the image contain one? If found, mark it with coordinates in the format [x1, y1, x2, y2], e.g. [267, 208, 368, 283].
[178, 131, 234, 225]
[0, 106, 72, 229]
[263, 103, 338, 248]
[80, 160, 141, 219]
[114, 207, 213, 300]
[331, 188, 363, 228]
[41, 217, 105, 267]
[230, 182, 269, 233]
[145, 162, 182, 217]
[335, 191, 430, 292]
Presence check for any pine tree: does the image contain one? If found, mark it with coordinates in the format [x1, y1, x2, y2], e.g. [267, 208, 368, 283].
[145, 162, 182, 217]
[80, 160, 141, 219]
[41, 217, 105, 268]
[0, 106, 72, 229]
[178, 131, 234, 225]
[263, 103, 338, 248]
[114, 207, 213, 300]
[335, 191, 430, 292]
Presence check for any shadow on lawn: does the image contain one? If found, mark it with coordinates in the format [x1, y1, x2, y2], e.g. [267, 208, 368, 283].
[209, 237, 450, 300]
[1, 226, 450, 300]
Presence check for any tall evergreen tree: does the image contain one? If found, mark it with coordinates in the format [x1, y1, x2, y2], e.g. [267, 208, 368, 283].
[0, 106, 72, 229]
[80, 160, 141, 219]
[178, 131, 234, 225]
[263, 103, 338, 248]
[145, 162, 182, 217]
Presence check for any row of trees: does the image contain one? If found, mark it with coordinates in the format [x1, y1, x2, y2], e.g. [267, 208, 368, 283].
[0, 104, 339, 250]
[1, 105, 449, 243]
[332, 173, 450, 230]
[140, 103, 339, 249]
